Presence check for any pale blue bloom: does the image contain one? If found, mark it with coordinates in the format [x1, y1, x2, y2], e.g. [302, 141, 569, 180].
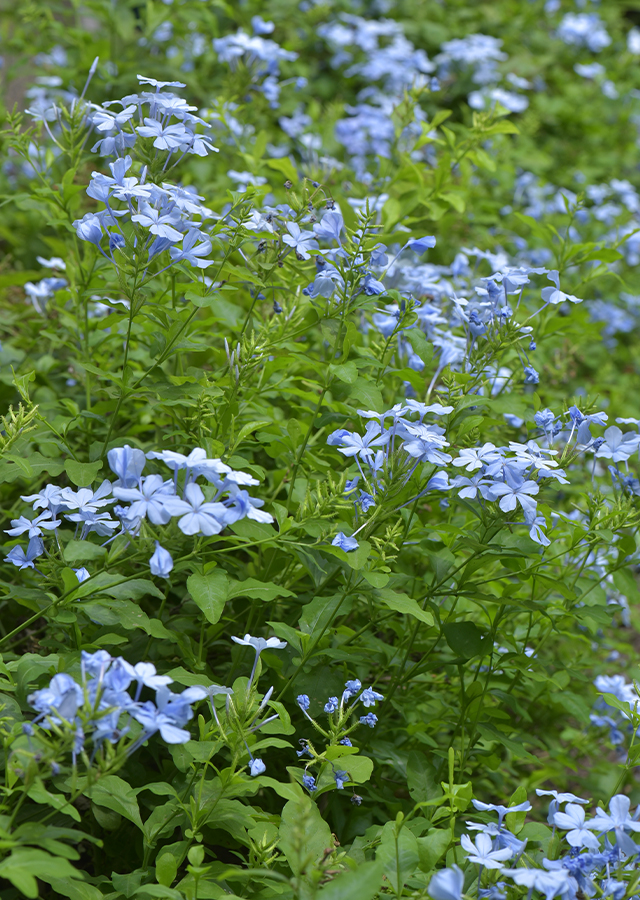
[74, 567, 90, 583]
[554, 804, 600, 850]
[406, 235, 436, 253]
[313, 211, 343, 243]
[113, 475, 175, 525]
[428, 866, 464, 900]
[162, 483, 228, 535]
[491, 471, 539, 514]
[73, 213, 103, 244]
[324, 697, 339, 713]
[586, 795, 640, 854]
[169, 229, 214, 268]
[6, 536, 44, 570]
[297, 694, 310, 710]
[283, 222, 318, 260]
[149, 542, 173, 578]
[232, 634, 287, 654]
[107, 444, 146, 487]
[461, 833, 512, 868]
[250, 758, 266, 776]
[5, 511, 60, 538]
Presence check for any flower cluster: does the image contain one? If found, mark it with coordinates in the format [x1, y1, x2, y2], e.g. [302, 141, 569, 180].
[88, 74, 217, 160]
[295, 678, 383, 797]
[328, 402, 453, 548]
[73, 154, 215, 271]
[212, 19, 300, 110]
[26, 650, 209, 764]
[431, 792, 640, 900]
[5, 445, 273, 578]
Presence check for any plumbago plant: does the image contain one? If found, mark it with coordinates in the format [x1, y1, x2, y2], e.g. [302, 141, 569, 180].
[1, 2, 640, 900]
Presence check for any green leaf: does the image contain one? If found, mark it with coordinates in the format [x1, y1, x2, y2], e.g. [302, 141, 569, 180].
[48, 879, 105, 900]
[88, 775, 144, 830]
[28, 779, 81, 822]
[330, 361, 358, 383]
[265, 156, 298, 182]
[227, 577, 295, 601]
[348, 381, 383, 411]
[376, 588, 434, 625]
[417, 830, 451, 872]
[443, 621, 488, 659]
[405, 329, 434, 366]
[155, 852, 178, 888]
[376, 824, 420, 893]
[63, 540, 107, 565]
[406, 752, 443, 803]
[317, 861, 383, 900]
[64, 459, 102, 487]
[187, 570, 229, 624]
[279, 795, 333, 876]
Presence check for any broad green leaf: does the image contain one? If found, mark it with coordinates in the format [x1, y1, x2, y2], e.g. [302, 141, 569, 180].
[64, 459, 102, 486]
[406, 752, 443, 803]
[443, 621, 488, 659]
[88, 775, 144, 830]
[376, 824, 420, 893]
[317, 861, 383, 900]
[417, 830, 450, 872]
[279, 795, 333, 876]
[187, 570, 229, 623]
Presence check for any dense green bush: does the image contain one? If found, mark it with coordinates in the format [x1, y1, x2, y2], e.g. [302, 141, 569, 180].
[1, 1, 640, 898]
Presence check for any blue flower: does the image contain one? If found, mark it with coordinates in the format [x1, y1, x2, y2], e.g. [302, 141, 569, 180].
[363, 274, 385, 295]
[149, 542, 174, 578]
[74, 567, 90, 583]
[343, 679, 362, 701]
[331, 532, 359, 552]
[302, 774, 317, 792]
[161, 483, 228, 536]
[523, 365, 539, 384]
[107, 444, 146, 488]
[339, 737, 353, 746]
[360, 713, 378, 727]
[428, 866, 464, 900]
[406, 235, 436, 253]
[324, 696, 339, 714]
[249, 758, 266, 777]
[169, 229, 214, 269]
[6, 536, 44, 570]
[313, 211, 343, 243]
[113, 475, 175, 525]
[73, 213, 103, 244]
[334, 770, 349, 789]
[359, 687, 384, 707]
[297, 694, 310, 711]
[283, 222, 318, 260]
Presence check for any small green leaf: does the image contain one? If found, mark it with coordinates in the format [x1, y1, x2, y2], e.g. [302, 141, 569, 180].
[64, 459, 102, 487]
[265, 156, 298, 182]
[376, 588, 434, 625]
